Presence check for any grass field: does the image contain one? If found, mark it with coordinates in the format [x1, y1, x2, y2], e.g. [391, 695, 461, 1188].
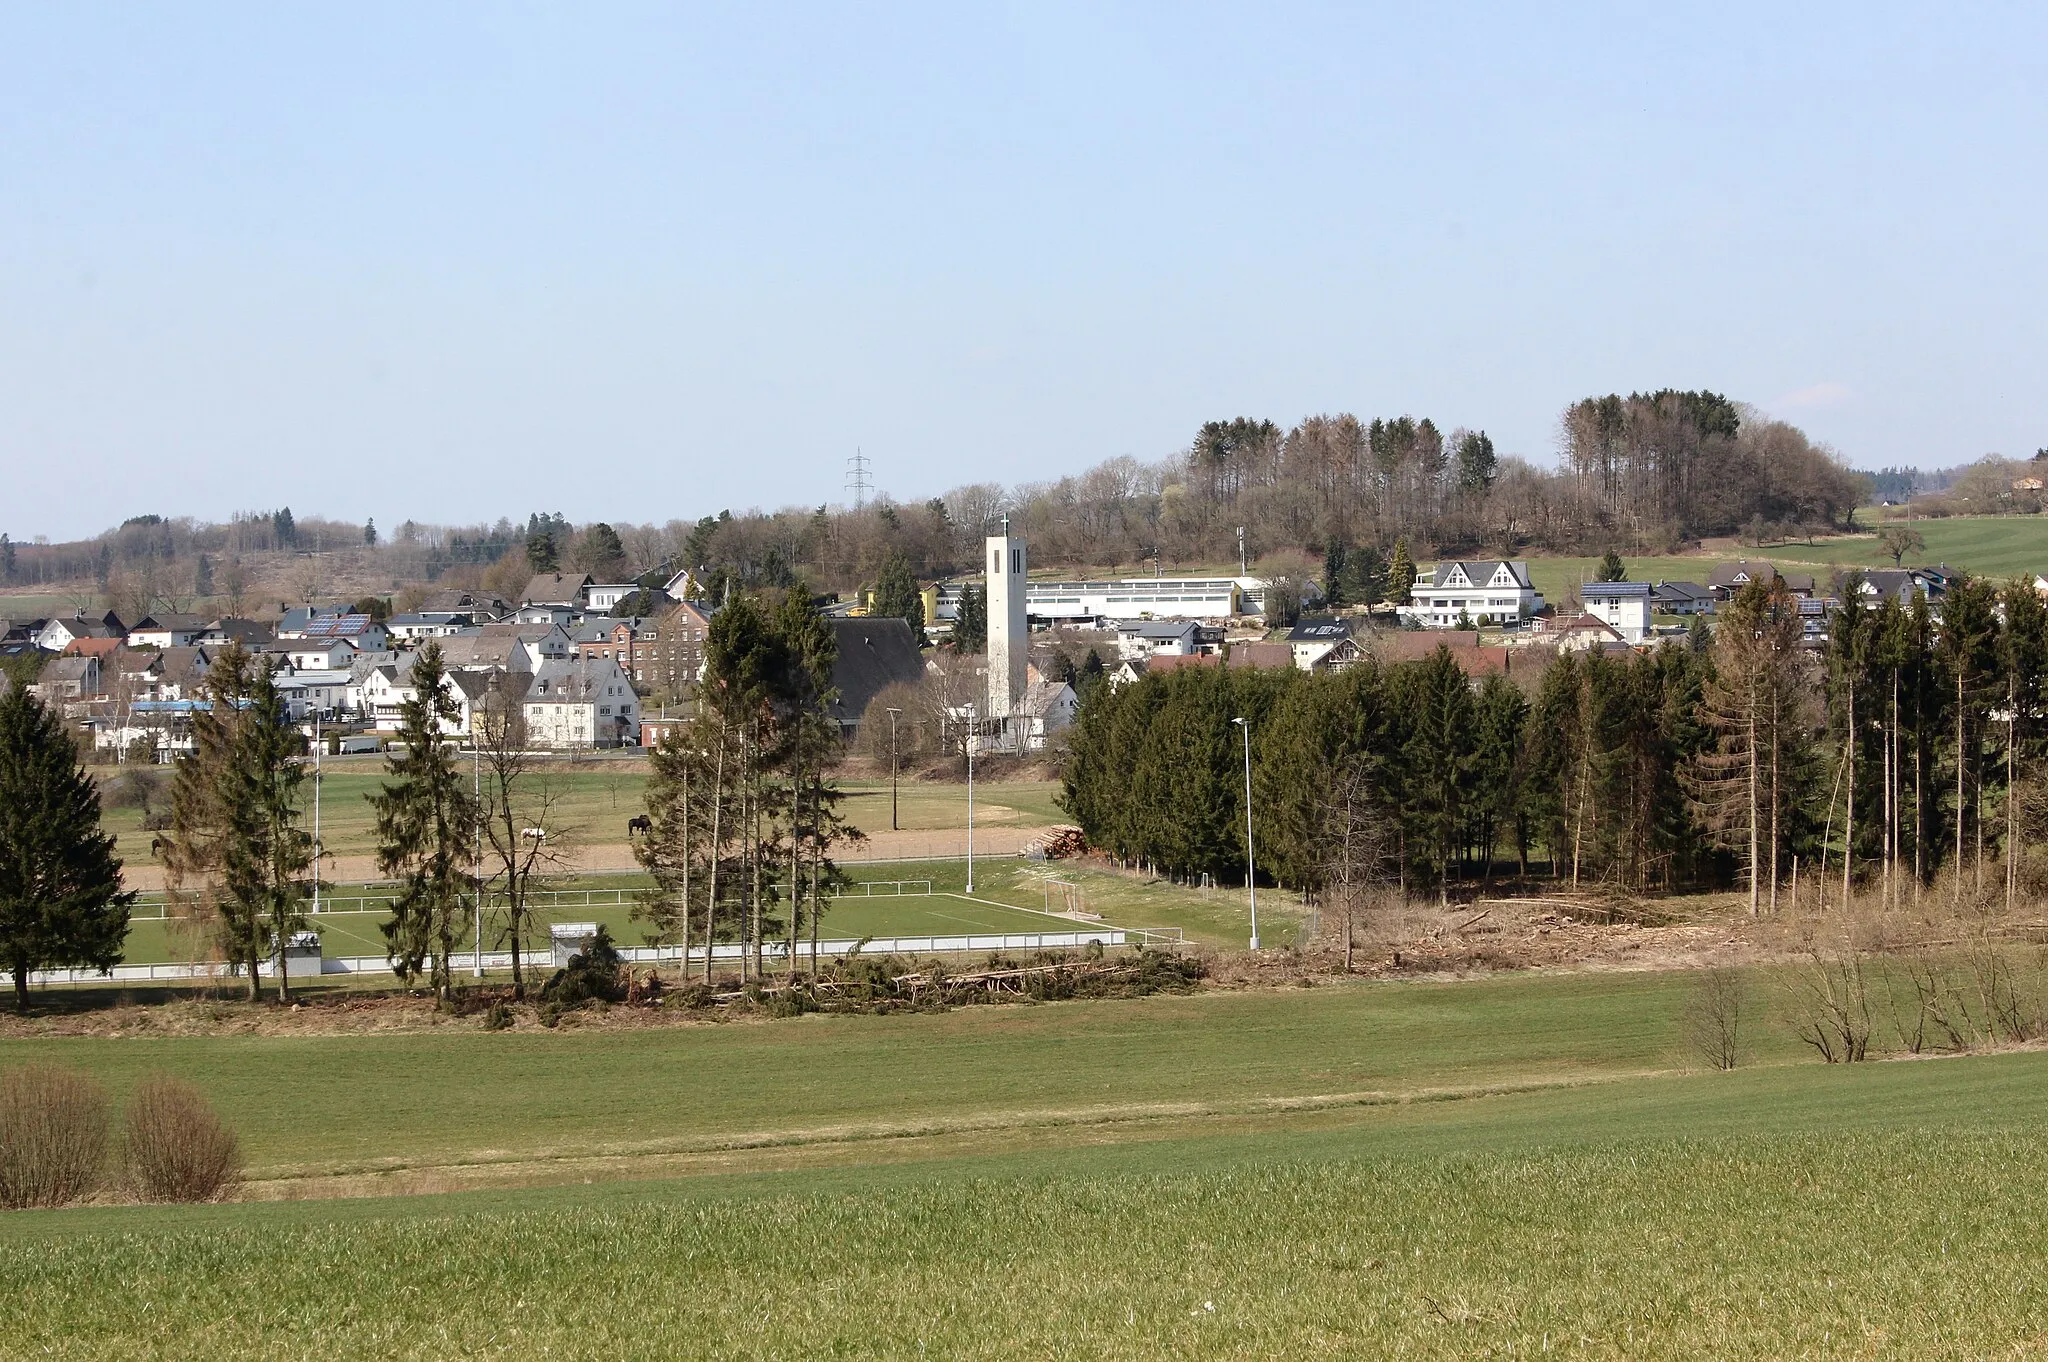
[1517, 514, 2048, 609]
[6, 973, 2048, 1354]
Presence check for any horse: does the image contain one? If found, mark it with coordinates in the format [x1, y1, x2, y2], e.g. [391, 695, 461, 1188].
[627, 815, 652, 837]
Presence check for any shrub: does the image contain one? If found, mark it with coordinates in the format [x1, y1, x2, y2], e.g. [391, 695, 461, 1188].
[541, 927, 626, 1008]
[0, 1064, 110, 1209]
[124, 1075, 240, 1203]
[483, 1000, 514, 1031]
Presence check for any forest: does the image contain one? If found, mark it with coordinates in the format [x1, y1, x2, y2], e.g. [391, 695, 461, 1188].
[1061, 573, 2048, 913]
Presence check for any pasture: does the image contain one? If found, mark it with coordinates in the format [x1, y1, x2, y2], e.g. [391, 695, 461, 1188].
[5, 970, 2048, 1355]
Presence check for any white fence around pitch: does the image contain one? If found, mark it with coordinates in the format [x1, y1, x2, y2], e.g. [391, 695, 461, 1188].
[25, 928, 1183, 988]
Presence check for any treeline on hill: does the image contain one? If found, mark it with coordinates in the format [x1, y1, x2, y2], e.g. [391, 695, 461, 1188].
[1063, 574, 2048, 913]
[6, 390, 1872, 608]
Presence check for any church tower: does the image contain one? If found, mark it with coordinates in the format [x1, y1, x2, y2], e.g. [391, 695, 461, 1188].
[985, 523, 1028, 721]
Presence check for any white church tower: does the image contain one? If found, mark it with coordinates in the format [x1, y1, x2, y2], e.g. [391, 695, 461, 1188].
[985, 521, 1029, 723]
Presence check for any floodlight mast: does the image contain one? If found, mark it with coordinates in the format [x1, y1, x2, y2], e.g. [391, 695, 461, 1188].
[965, 704, 976, 895]
[1233, 716, 1259, 950]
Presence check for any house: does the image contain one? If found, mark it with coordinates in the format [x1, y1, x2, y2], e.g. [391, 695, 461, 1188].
[1705, 561, 1813, 601]
[1402, 561, 1543, 629]
[645, 602, 714, 696]
[1798, 597, 1835, 648]
[521, 572, 594, 610]
[418, 588, 507, 619]
[32, 654, 102, 701]
[1857, 567, 1952, 609]
[155, 646, 212, 701]
[385, 612, 473, 642]
[1651, 580, 1715, 616]
[1365, 629, 1513, 677]
[280, 614, 389, 651]
[570, 616, 662, 686]
[274, 669, 352, 721]
[1545, 615, 1630, 653]
[523, 658, 639, 748]
[1014, 679, 1078, 750]
[824, 618, 926, 739]
[278, 604, 352, 635]
[196, 617, 275, 648]
[1580, 581, 1654, 643]
[1114, 619, 1201, 661]
[284, 639, 357, 672]
[345, 650, 403, 718]
[1225, 642, 1297, 670]
[126, 614, 207, 649]
[62, 635, 125, 661]
[36, 611, 124, 653]
[438, 623, 570, 673]
[582, 583, 642, 614]
[1286, 617, 1357, 669]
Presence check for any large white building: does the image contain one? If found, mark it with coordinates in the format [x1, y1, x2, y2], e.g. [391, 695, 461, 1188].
[1401, 561, 1544, 629]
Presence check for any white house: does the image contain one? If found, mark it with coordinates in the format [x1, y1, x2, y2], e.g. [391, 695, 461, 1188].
[278, 614, 389, 651]
[1114, 619, 1201, 661]
[284, 639, 357, 671]
[582, 584, 640, 613]
[522, 658, 639, 749]
[1402, 562, 1543, 629]
[1579, 581, 1654, 643]
[274, 668, 352, 721]
[126, 614, 207, 649]
[36, 612, 124, 653]
[385, 612, 473, 642]
[1286, 617, 1357, 669]
[1014, 679, 1078, 750]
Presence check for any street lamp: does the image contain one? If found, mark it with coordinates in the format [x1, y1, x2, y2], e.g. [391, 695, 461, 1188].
[1232, 716, 1259, 950]
[886, 706, 902, 831]
[965, 703, 977, 895]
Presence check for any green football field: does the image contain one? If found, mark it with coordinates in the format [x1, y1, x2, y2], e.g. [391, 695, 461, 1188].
[5, 969, 2048, 1355]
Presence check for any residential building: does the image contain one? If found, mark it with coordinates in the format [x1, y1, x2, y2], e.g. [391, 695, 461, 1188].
[570, 616, 661, 686]
[33, 654, 102, 700]
[1651, 580, 1715, 616]
[1014, 679, 1078, 750]
[126, 614, 206, 649]
[646, 601, 714, 697]
[1365, 629, 1513, 677]
[521, 572, 594, 610]
[385, 612, 474, 642]
[1545, 615, 1630, 653]
[283, 639, 357, 671]
[1225, 641, 1295, 670]
[582, 583, 641, 613]
[1401, 561, 1543, 629]
[523, 658, 639, 748]
[195, 618, 275, 648]
[1580, 581, 1654, 643]
[1286, 617, 1357, 669]
[438, 623, 569, 673]
[274, 668, 352, 720]
[1114, 619, 1201, 661]
[280, 614, 389, 650]
[1706, 561, 1814, 601]
[1857, 567, 1952, 609]
[823, 617, 925, 739]
[36, 611, 124, 653]
[418, 588, 507, 619]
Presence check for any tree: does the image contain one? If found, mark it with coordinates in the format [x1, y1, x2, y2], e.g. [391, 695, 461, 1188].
[271, 507, 296, 549]
[572, 523, 629, 578]
[1878, 525, 1925, 568]
[0, 687, 132, 1010]
[192, 553, 213, 599]
[1596, 550, 1627, 582]
[474, 675, 574, 998]
[526, 530, 560, 574]
[363, 519, 378, 547]
[372, 644, 478, 1000]
[1386, 539, 1417, 607]
[234, 661, 314, 1002]
[0, 533, 14, 584]
[1454, 430, 1497, 492]
[871, 551, 925, 635]
[952, 583, 987, 654]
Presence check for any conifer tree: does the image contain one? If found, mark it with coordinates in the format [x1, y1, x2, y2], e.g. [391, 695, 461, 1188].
[165, 641, 266, 993]
[0, 687, 131, 1010]
[952, 583, 987, 654]
[372, 643, 478, 999]
[1595, 550, 1627, 582]
[234, 661, 313, 1002]
[1386, 539, 1417, 607]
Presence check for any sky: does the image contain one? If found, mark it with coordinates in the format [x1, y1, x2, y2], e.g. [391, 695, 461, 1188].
[2, 3, 2044, 542]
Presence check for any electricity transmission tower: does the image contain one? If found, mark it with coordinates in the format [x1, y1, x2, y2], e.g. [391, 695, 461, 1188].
[845, 450, 873, 508]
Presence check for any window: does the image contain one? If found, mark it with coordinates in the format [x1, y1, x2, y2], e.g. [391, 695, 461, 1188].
[992, 548, 1001, 575]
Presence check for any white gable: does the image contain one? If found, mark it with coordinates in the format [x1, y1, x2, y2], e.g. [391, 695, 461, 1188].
[1441, 565, 1471, 587]
[1489, 564, 1516, 587]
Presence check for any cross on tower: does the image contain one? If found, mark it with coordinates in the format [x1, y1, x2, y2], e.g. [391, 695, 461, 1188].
[1000, 513, 1011, 534]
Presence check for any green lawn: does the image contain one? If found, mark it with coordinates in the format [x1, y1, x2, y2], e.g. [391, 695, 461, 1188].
[1515, 514, 2048, 609]
[7, 984, 2048, 1354]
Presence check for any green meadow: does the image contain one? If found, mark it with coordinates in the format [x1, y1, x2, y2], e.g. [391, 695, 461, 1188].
[5, 969, 2048, 1356]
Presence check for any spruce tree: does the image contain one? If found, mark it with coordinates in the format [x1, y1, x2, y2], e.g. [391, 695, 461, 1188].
[1386, 540, 1417, 607]
[871, 552, 925, 636]
[952, 583, 987, 653]
[0, 687, 132, 1011]
[372, 644, 478, 999]
[1596, 550, 1627, 582]
[165, 641, 266, 992]
[232, 661, 313, 1002]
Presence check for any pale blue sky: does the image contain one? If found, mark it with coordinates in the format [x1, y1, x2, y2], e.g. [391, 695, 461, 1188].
[3, 4, 2043, 541]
